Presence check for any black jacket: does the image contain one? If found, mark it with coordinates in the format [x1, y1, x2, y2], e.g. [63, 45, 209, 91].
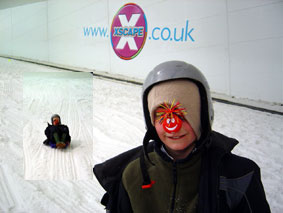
[44, 123, 71, 143]
[94, 131, 270, 213]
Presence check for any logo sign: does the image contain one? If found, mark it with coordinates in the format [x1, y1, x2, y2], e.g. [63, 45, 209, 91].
[111, 3, 147, 60]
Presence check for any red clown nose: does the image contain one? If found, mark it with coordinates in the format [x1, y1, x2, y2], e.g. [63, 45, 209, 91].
[156, 99, 187, 133]
[163, 114, 182, 133]
[53, 118, 60, 126]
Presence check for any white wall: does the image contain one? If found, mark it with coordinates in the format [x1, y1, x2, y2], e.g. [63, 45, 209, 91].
[0, 1, 48, 60]
[0, 0, 282, 104]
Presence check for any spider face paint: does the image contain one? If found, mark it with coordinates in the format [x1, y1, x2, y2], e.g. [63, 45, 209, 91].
[155, 100, 187, 133]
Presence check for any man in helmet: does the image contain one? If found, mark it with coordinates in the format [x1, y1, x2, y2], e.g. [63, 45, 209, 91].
[94, 61, 270, 212]
[43, 114, 71, 149]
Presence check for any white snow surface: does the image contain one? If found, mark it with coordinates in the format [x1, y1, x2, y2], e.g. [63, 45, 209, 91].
[23, 71, 93, 180]
[0, 57, 283, 212]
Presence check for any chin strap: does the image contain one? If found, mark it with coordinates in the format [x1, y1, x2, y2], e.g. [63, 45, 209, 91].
[142, 127, 156, 165]
[140, 126, 157, 189]
[140, 150, 156, 189]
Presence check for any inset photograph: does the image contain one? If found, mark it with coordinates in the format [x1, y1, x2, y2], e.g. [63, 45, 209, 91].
[23, 71, 93, 180]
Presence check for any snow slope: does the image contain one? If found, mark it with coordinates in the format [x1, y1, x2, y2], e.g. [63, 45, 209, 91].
[23, 71, 93, 180]
[0, 57, 283, 212]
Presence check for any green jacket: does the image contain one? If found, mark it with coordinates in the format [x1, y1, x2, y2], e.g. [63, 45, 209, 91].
[94, 131, 270, 213]
[122, 149, 202, 213]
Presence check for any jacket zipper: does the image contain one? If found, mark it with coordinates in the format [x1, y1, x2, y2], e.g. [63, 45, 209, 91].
[170, 162, 177, 213]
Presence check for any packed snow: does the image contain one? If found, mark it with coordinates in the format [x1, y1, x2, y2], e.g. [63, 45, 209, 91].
[0, 57, 282, 212]
[23, 71, 93, 180]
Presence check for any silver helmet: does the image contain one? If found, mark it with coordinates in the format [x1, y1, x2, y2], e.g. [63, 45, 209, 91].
[142, 61, 214, 136]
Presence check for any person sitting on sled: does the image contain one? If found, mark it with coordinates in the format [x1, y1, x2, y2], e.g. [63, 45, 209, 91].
[43, 114, 71, 149]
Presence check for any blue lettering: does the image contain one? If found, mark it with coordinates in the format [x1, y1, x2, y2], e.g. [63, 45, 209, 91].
[98, 27, 107, 37]
[83, 27, 91, 36]
[114, 27, 119, 36]
[174, 27, 184, 42]
[113, 27, 146, 37]
[133, 28, 138, 36]
[161, 27, 171, 41]
[128, 28, 133, 36]
[152, 27, 160, 40]
[123, 27, 128, 36]
[185, 20, 194, 42]
[84, 21, 195, 42]
[83, 27, 108, 37]
[138, 28, 143, 37]
[119, 28, 123, 36]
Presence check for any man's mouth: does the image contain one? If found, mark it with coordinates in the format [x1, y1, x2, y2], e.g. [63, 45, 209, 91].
[167, 134, 186, 140]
